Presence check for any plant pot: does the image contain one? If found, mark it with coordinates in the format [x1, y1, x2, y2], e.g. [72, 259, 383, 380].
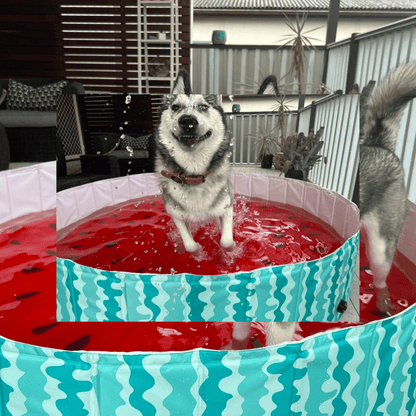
[212, 31, 226, 45]
[285, 168, 305, 180]
[261, 154, 274, 169]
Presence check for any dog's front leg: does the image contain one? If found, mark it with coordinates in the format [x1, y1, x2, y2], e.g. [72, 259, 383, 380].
[172, 217, 202, 253]
[220, 322, 251, 350]
[266, 322, 296, 346]
[220, 206, 235, 250]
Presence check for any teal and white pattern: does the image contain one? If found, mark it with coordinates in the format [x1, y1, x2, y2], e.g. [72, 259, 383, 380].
[2, 302, 415, 416]
[56, 232, 358, 322]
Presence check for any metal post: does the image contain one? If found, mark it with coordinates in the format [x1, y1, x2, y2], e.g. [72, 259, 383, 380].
[345, 33, 360, 93]
[322, 0, 340, 85]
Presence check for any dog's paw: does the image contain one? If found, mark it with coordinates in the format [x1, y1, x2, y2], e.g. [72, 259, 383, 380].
[186, 242, 203, 254]
[220, 239, 236, 252]
[220, 337, 250, 350]
[375, 286, 396, 316]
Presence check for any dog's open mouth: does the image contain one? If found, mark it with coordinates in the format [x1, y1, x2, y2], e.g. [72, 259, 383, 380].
[172, 131, 212, 147]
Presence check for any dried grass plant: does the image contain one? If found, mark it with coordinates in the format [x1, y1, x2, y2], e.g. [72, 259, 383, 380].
[276, 13, 323, 94]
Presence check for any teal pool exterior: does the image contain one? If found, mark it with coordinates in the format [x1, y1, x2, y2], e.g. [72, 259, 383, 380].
[1, 301, 415, 416]
[56, 231, 358, 322]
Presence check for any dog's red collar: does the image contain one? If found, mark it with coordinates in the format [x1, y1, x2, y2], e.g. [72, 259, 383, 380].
[161, 170, 210, 186]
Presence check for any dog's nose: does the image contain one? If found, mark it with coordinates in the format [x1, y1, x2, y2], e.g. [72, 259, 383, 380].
[178, 115, 198, 132]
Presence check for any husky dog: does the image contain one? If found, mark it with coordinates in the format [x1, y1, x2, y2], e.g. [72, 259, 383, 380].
[360, 63, 416, 316]
[155, 70, 235, 253]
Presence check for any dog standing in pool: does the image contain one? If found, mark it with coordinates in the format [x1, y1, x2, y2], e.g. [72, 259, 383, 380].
[154, 71, 235, 254]
[155, 72, 296, 348]
[360, 63, 416, 316]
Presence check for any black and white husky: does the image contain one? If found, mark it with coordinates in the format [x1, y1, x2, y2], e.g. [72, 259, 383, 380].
[154, 71, 235, 253]
[360, 63, 416, 316]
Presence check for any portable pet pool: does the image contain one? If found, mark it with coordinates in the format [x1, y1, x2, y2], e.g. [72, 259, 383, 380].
[1, 163, 415, 415]
[56, 172, 359, 322]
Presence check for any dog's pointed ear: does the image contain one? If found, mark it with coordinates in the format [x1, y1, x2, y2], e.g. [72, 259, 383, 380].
[257, 75, 279, 95]
[172, 70, 192, 95]
[204, 94, 220, 106]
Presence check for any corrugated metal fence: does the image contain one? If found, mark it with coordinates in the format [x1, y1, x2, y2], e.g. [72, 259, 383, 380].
[298, 94, 360, 200]
[192, 45, 325, 95]
[224, 93, 359, 201]
[225, 111, 298, 165]
[325, 16, 416, 203]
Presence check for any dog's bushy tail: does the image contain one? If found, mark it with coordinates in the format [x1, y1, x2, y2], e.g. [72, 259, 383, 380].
[361, 63, 416, 153]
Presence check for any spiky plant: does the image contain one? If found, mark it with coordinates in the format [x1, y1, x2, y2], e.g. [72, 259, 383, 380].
[276, 13, 323, 94]
[273, 127, 326, 180]
[249, 126, 280, 163]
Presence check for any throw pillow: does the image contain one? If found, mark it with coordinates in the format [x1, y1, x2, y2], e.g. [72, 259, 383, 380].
[120, 134, 151, 151]
[0, 89, 7, 107]
[6, 79, 68, 111]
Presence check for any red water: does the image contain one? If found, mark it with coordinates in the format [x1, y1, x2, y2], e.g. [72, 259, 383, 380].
[1, 210, 415, 352]
[57, 195, 343, 275]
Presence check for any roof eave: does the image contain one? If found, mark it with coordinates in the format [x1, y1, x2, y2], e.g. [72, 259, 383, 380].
[194, 9, 416, 16]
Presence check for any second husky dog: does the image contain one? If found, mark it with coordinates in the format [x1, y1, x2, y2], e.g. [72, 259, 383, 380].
[360, 63, 416, 315]
[154, 71, 235, 253]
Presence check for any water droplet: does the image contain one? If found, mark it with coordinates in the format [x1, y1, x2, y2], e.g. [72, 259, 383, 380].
[226, 151, 232, 158]
[144, 250, 148, 253]
[119, 126, 123, 131]
[135, 241, 138, 244]
[154, 250, 157, 253]
[121, 134, 126, 139]
[141, 242, 144, 245]
[229, 95, 234, 101]
[162, 219, 165, 222]
[127, 169, 131, 172]
[229, 115, 233, 119]
[230, 137, 234, 146]
[123, 110, 127, 113]
[174, 243, 178, 248]
[124, 121, 128, 125]
[128, 161, 132, 165]
[236, 266, 240, 270]
[126, 146, 133, 152]
[125, 95, 131, 104]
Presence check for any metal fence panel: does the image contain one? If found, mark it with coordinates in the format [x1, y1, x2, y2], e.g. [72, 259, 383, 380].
[297, 107, 311, 135]
[192, 46, 325, 95]
[326, 43, 350, 92]
[310, 95, 359, 200]
[226, 112, 298, 164]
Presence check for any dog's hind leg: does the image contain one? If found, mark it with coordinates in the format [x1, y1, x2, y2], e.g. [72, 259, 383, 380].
[221, 322, 251, 350]
[266, 322, 296, 346]
[220, 206, 235, 251]
[172, 218, 202, 253]
[361, 213, 396, 315]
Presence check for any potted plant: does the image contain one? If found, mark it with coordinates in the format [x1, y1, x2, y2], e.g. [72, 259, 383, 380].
[249, 126, 279, 169]
[273, 127, 326, 180]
